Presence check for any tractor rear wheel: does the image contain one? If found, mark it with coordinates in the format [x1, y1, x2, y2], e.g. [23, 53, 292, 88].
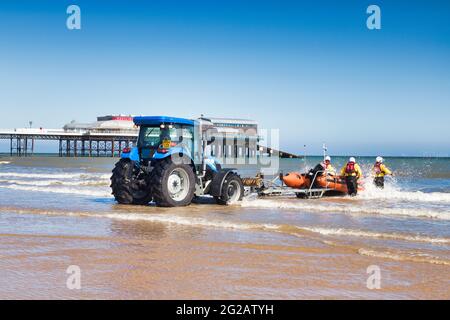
[111, 159, 152, 205]
[214, 173, 244, 205]
[150, 160, 196, 207]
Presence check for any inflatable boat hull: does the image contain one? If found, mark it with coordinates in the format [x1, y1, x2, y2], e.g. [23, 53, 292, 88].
[282, 172, 310, 189]
[282, 172, 364, 194]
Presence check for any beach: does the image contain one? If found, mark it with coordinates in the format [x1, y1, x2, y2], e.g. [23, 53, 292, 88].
[0, 156, 449, 299]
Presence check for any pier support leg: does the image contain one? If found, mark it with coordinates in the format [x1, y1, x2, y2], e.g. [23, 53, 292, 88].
[17, 138, 22, 156]
[81, 140, 85, 157]
[111, 139, 115, 157]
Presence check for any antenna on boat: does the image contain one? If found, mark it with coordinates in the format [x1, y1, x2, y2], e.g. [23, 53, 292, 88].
[303, 144, 308, 172]
[322, 143, 328, 161]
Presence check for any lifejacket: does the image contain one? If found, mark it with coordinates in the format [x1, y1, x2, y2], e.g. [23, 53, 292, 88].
[324, 162, 335, 171]
[373, 162, 382, 175]
[345, 162, 356, 175]
[373, 162, 386, 177]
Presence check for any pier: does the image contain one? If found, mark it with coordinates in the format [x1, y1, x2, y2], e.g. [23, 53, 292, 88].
[0, 129, 137, 157]
[0, 128, 298, 158]
[0, 115, 299, 158]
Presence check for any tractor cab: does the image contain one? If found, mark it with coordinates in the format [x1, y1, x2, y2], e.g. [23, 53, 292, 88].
[133, 116, 198, 163]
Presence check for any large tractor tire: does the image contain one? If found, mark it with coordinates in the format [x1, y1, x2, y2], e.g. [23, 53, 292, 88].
[214, 172, 244, 205]
[110, 159, 152, 205]
[150, 160, 196, 207]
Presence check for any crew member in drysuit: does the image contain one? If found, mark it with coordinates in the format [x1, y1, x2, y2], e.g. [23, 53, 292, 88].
[372, 156, 393, 189]
[340, 157, 362, 196]
[307, 156, 336, 187]
[322, 156, 336, 175]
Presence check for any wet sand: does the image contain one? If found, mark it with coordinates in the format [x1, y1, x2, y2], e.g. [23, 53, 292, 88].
[0, 214, 448, 300]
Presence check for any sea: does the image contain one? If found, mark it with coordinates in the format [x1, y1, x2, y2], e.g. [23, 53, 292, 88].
[0, 155, 448, 299]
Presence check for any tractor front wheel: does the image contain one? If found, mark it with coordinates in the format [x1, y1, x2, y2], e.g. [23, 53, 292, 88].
[110, 159, 152, 205]
[150, 160, 196, 207]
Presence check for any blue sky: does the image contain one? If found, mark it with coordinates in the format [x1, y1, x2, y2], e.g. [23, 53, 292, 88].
[0, 0, 449, 156]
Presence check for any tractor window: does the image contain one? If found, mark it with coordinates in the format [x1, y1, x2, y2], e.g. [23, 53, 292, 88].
[180, 127, 193, 141]
[138, 125, 194, 151]
[180, 126, 194, 155]
[138, 126, 164, 148]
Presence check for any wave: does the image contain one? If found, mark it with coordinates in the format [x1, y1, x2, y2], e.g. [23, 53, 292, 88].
[0, 206, 274, 232]
[240, 199, 450, 220]
[0, 184, 112, 198]
[104, 214, 450, 265]
[103, 213, 277, 231]
[0, 172, 110, 180]
[300, 226, 450, 244]
[0, 179, 110, 187]
[358, 248, 450, 266]
[357, 184, 450, 203]
[2, 205, 449, 265]
[0, 161, 10, 165]
[2, 205, 448, 246]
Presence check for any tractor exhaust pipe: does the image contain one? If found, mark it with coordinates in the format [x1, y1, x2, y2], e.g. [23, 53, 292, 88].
[199, 133, 208, 178]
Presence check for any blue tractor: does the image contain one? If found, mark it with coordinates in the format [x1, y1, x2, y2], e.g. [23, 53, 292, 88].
[110, 116, 244, 207]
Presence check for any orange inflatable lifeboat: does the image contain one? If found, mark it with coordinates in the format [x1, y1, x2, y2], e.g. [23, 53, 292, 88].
[282, 172, 310, 189]
[282, 172, 364, 194]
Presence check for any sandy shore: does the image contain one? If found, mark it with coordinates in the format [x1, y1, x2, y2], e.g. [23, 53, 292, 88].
[0, 223, 448, 299]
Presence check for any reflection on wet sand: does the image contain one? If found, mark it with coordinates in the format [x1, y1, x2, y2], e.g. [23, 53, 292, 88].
[110, 219, 168, 241]
[0, 218, 449, 299]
